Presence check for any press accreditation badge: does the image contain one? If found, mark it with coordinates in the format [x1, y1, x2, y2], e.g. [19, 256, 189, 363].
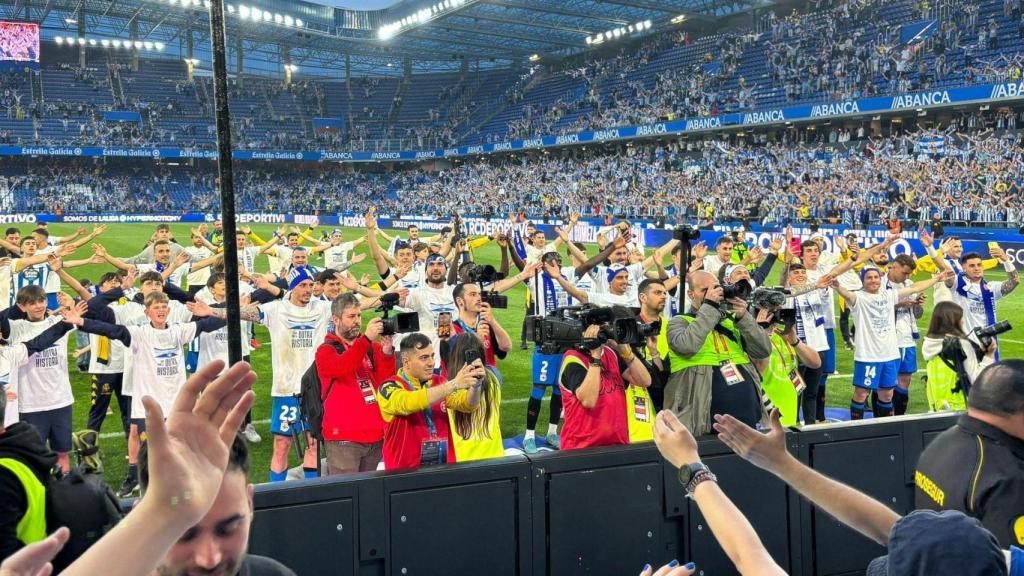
[358, 378, 377, 405]
[789, 370, 806, 393]
[419, 437, 447, 466]
[720, 360, 745, 385]
[633, 394, 650, 423]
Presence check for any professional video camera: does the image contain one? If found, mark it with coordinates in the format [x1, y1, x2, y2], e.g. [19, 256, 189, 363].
[673, 225, 701, 242]
[974, 320, 1012, 350]
[721, 280, 753, 301]
[376, 292, 420, 336]
[526, 305, 646, 355]
[466, 264, 508, 309]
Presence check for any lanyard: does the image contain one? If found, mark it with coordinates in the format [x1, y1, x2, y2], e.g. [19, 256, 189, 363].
[710, 331, 731, 362]
[454, 316, 477, 336]
[770, 336, 796, 370]
[395, 370, 438, 436]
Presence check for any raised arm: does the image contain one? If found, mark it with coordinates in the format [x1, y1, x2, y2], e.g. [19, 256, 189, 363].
[63, 225, 107, 252]
[47, 256, 91, 301]
[654, 411, 786, 576]
[492, 262, 541, 294]
[714, 410, 900, 547]
[898, 270, 953, 298]
[575, 235, 624, 278]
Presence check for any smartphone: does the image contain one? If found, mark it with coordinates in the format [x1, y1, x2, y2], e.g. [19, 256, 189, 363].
[988, 241, 1000, 252]
[437, 313, 452, 339]
[464, 348, 483, 366]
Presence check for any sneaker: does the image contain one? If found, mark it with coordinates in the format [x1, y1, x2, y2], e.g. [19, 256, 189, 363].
[844, 341, 854, 350]
[242, 423, 262, 443]
[523, 437, 538, 454]
[117, 476, 139, 499]
[250, 338, 262, 350]
[545, 433, 561, 450]
[519, 340, 528, 351]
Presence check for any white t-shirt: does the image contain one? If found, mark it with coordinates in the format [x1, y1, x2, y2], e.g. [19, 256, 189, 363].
[111, 299, 192, 398]
[788, 289, 829, 352]
[404, 283, 457, 367]
[194, 284, 255, 368]
[1, 343, 31, 426]
[850, 289, 901, 363]
[885, 277, 919, 348]
[950, 274, 1006, 333]
[259, 298, 331, 397]
[593, 262, 646, 301]
[527, 265, 579, 314]
[138, 262, 190, 289]
[9, 316, 73, 413]
[126, 323, 199, 417]
[525, 242, 559, 264]
[389, 266, 425, 290]
[270, 245, 294, 276]
[324, 242, 357, 270]
[702, 255, 728, 277]
[184, 246, 214, 287]
[805, 263, 837, 330]
[237, 246, 260, 275]
[587, 290, 635, 307]
[0, 263, 12, 312]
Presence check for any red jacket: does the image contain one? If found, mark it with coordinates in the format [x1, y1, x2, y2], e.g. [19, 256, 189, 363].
[316, 333, 396, 443]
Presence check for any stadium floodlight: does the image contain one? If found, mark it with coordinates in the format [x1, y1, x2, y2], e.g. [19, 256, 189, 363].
[88, 38, 97, 45]
[274, 13, 282, 23]
[184, 57, 200, 65]
[143, 41, 154, 50]
[134, 40, 143, 49]
[528, 54, 540, 61]
[284, 64, 298, 72]
[77, 37, 86, 45]
[64, 18, 77, 24]
[100, 39, 110, 47]
[671, 14, 686, 24]
[155, 42, 165, 50]
[227, 4, 235, 12]
[295, 19, 303, 27]
[284, 15, 293, 25]
[643, 20, 652, 29]
[239, 5, 250, 18]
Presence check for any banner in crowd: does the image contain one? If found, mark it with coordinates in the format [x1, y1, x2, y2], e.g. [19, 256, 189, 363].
[18, 212, 1024, 265]
[1, 80, 1022, 163]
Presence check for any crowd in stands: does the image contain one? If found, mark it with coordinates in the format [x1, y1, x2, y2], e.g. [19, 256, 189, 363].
[2, 0, 1022, 152]
[5, 117, 1022, 225]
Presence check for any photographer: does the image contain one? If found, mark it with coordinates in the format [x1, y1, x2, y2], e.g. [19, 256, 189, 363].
[663, 271, 772, 435]
[752, 307, 821, 427]
[637, 279, 669, 411]
[316, 294, 397, 475]
[921, 301, 996, 412]
[558, 322, 652, 451]
[450, 282, 511, 369]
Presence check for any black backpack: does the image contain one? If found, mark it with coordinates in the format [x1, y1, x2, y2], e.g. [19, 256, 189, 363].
[46, 468, 123, 572]
[299, 341, 375, 443]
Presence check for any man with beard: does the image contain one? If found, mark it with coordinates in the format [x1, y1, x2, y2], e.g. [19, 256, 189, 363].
[138, 434, 296, 576]
[316, 294, 396, 475]
[239, 267, 331, 481]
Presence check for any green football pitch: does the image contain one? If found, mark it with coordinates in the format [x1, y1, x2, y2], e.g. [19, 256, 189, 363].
[26, 223, 1021, 487]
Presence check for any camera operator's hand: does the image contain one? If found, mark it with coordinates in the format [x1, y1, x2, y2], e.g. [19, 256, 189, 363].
[727, 298, 748, 319]
[477, 319, 491, 344]
[364, 317, 384, 341]
[479, 302, 496, 324]
[381, 335, 394, 355]
[452, 360, 486, 390]
[583, 325, 604, 360]
[653, 410, 701, 469]
[703, 284, 724, 305]
[984, 337, 998, 357]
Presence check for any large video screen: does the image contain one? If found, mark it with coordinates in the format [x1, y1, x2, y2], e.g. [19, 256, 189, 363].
[0, 22, 40, 62]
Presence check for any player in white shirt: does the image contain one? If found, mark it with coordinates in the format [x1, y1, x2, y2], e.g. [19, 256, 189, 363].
[828, 258, 952, 420]
[5, 238, 62, 309]
[834, 234, 864, 350]
[234, 231, 262, 276]
[567, 233, 671, 302]
[239, 266, 331, 482]
[784, 263, 830, 424]
[398, 255, 458, 369]
[65, 290, 224, 455]
[934, 248, 1019, 338]
[183, 232, 215, 290]
[882, 255, 926, 416]
[258, 226, 306, 276]
[1, 310, 87, 428]
[300, 228, 367, 271]
[702, 236, 735, 278]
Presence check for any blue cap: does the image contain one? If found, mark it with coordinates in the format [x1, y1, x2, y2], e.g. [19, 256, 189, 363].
[606, 265, 629, 285]
[287, 266, 316, 290]
[865, 510, 1005, 576]
[425, 253, 448, 267]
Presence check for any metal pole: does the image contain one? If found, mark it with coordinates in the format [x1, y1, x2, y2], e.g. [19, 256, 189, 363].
[206, 0, 243, 366]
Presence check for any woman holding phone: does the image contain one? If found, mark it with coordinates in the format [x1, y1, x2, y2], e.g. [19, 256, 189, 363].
[445, 334, 506, 461]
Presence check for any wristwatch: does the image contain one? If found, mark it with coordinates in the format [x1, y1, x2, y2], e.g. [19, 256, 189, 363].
[677, 462, 710, 486]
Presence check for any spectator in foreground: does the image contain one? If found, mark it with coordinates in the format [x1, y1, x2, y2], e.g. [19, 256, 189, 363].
[0, 359, 267, 576]
[648, 407, 1020, 575]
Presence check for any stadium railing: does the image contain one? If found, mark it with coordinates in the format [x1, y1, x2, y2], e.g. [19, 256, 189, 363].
[248, 412, 958, 576]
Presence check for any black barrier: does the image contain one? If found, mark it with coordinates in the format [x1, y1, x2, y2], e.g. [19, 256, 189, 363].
[249, 413, 958, 576]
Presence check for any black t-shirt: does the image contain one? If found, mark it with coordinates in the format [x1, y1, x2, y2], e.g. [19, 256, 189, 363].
[914, 414, 1024, 548]
[709, 363, 762, 431]
[237, 555, 297, 576]
[561, 350, 629, 394]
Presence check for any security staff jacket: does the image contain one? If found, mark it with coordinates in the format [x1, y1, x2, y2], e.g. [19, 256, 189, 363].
[915, 414, 1024, 548]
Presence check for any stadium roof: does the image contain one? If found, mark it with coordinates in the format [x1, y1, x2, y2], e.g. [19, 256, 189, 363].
[3, 0, 771, 76]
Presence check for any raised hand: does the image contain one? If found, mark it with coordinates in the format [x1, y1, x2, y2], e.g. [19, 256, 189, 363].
[139, 360, 256, 533]
[653, 410, 701, 469]
[350, 252, 367, 265]
[92, 224, 108, 236]
[919, 228, 934, 248]
[91, 243, 108, 257]
[0, 527, 71, 576]
[173, 251, 191, 267]
[46, 254, 62, 272]
[692, 241, 708, 260]
[120, 267, 137, 291]
[768, 236, 784, 253]
[61, 300, 89, 327]
[186, 298, 214, 317]
[712, 409, 790, 474]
